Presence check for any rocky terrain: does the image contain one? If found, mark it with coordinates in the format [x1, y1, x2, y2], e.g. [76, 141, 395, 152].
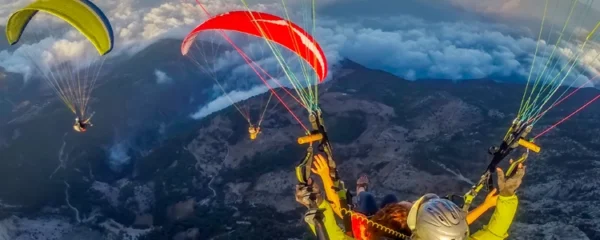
[0, 40, 599, 239]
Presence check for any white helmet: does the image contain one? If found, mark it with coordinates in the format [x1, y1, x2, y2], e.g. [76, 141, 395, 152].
[407, 194, 469, 240]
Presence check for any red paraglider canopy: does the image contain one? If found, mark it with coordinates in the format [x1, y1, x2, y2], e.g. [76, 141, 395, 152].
[181, 10, 328, 82]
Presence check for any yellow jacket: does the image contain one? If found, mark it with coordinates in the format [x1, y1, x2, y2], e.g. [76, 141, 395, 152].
[470, 195, 519, 240]
[309, 200, 354, 240]
[309, 194, 518, 240]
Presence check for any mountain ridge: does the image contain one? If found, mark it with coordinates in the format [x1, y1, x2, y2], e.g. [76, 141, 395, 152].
[0, 38, 599, 239]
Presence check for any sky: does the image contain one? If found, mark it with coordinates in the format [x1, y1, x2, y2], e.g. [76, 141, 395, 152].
[446, 0, 600, 20]
[0, 0, 599, 119]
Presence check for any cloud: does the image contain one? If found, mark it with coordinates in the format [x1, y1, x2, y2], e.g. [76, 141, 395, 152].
[448, 0, 525, 15]
[314, 14, 600, 85]
[446, 0, 600, 30]
[1, 0, 599, 117]
[0, 0, 299, 80]
[178, 1, 600, 119]
[107, 140, 131, 172]
[154, 69, 173, 84]
[191, 83, 270, 119]
[181, 5, 599, 86]
[318, 19, 509, 79]
[0, 0, 30, 23]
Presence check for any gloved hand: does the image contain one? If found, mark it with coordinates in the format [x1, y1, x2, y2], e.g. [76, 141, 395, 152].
[295, 179, 322, 208]
[311, 154, 330, 180]
[496, 160, 526, 196]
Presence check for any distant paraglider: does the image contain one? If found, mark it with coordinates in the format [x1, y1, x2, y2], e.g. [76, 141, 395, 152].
[73, 112, 94, 133]
[183, 3, 342, 238]
[181, 10, 328, 83]
[248, 125, 260, 140]
[5, 0, 114, 132]
[182, 10, 334, 141]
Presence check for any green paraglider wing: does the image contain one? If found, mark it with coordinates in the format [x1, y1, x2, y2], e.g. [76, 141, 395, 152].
[5, 0, 114, 56]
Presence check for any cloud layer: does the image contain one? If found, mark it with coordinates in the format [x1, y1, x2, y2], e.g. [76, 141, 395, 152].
[0, 0, 599, 120]
[325, 16, 599, 83]
[1, 0, 597, 81]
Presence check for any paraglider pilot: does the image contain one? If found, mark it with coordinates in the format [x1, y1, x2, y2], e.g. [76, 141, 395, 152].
[248, 125, 260, 140]
[73, 116, 93, 133]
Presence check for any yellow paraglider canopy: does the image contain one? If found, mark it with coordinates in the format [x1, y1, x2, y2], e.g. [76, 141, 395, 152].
[5, 0, 114, 55]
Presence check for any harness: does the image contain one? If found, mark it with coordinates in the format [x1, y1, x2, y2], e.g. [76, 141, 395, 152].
[295, 110, 409, 239]
[295, 109, 352, 239]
